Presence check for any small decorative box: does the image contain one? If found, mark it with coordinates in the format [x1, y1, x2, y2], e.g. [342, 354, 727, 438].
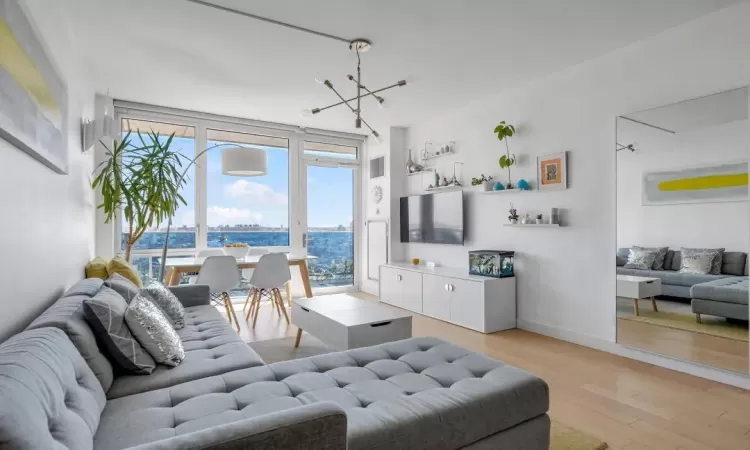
[468, 250, 515, 278]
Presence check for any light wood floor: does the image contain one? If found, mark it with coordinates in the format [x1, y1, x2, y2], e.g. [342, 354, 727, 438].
[222, 292, 750, 450]
[617, 318, 749, 374]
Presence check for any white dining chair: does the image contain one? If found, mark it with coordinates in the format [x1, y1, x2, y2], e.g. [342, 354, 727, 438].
[244, 253, 291, 328]
[241, 247, 269, 311]
[187, 249, 226, 284]
[195, 255, 241, 332]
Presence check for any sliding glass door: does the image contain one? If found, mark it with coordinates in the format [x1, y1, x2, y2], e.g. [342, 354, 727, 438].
[301, 141, 359, 291]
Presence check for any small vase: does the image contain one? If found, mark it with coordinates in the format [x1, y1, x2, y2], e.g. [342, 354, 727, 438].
[406, 149, 415, 172]
[521, 214, 531, 225]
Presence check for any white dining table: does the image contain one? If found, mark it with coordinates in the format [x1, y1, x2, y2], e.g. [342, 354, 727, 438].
[163, 253, 317, 301]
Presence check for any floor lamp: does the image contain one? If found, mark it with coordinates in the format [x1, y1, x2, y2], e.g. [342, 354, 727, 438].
[157, 145, 268, 282]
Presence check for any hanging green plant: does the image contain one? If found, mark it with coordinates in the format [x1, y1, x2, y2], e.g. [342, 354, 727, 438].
[494, 121, 516, 187]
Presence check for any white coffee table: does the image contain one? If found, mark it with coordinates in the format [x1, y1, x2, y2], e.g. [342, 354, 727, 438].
[291, 294, 412, 350]
[616, 275, 662, 316]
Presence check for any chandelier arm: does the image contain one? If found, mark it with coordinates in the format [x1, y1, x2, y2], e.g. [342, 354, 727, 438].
[312, 82, 407, 112]
[326, 82, 359, 115]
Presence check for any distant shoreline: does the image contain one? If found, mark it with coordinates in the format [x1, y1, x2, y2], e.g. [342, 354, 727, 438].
[136, 230, 352, 234]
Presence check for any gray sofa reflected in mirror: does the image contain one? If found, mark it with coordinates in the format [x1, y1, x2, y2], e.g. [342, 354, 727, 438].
[0, 279, 550, 450]
[617, 248, 749, 321]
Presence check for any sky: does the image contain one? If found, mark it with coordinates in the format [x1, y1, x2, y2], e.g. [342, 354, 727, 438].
[130, 136, 354, 229]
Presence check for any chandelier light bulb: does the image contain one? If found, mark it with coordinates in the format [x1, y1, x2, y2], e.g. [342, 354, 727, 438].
[378, 98, 387, 109]
[314, 73, 327, 84]
[301, 109, 314, 118]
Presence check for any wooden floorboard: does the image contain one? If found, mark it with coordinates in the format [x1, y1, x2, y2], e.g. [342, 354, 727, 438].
[221, 292, 750, 450]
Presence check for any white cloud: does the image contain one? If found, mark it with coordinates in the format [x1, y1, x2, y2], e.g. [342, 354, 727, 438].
[224, 180, 288, 205]
[207, 206, 263, 226]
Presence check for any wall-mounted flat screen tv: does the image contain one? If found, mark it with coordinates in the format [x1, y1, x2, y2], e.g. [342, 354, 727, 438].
[399, 190, 464, 245]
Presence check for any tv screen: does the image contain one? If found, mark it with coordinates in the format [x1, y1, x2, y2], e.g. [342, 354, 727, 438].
[399, 191, 464, 245]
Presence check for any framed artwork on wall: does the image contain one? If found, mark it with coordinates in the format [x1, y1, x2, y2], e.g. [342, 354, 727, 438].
[537, 151, 567, 191]
[0, 0, 68, 174]
[642, 161, 748, 206]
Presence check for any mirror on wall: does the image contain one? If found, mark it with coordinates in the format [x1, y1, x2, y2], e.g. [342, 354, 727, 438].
[616, 87, 749, 374]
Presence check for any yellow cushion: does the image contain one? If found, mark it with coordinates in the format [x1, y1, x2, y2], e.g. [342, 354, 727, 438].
[85, 257, 109, 280]
[106, 256, 143, 288]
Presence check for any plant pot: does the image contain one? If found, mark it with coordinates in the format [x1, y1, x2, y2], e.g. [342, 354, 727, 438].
[509, 219, 518, 224]
[474, 181, 493, 191]
[536, 218, 543, 224]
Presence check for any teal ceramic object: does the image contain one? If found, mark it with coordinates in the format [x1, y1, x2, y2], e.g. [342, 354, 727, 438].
[493, 182, 505, 191]
[516, 179, 531, 190]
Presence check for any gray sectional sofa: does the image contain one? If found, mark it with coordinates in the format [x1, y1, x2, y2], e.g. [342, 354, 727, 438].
[617, 248, 749, 321]
[0, 278, 550, 449]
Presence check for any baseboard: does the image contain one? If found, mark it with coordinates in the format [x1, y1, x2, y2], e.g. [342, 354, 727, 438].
[518, 319, 750, 390]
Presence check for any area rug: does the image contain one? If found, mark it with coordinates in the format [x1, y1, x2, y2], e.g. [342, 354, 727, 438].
[249, 336, 607, 449]
[619, 311, 748, 342]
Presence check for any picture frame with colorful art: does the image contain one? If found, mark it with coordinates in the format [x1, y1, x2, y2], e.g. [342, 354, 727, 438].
[537, 151, 567, 191]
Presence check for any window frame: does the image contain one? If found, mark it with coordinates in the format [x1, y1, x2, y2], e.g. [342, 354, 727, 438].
[113, 101, 365, 290]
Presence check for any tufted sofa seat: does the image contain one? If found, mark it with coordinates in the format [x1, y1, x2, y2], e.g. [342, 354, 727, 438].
[95, 337, 549, 450]
[691, 277, 749, 321]
[108, 305, 265, 399]
[1, 278, 550, 449]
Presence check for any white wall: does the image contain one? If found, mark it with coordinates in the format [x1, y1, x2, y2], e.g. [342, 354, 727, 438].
[397, 2, 750, 376]
[617, 118, 749, 250]
[0, 0, 95, 341]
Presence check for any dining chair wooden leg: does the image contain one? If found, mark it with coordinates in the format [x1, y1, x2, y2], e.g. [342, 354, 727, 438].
[252, 294, 262, 329]
[224, 292, 240, 332]
[285, 282, 292, 307]
[272, 290, 281, 317]
[245, 290, 259, 321]
[243, 288, 254, 311]
[221, 297, 233, 325]
[274, 288, 290, 324]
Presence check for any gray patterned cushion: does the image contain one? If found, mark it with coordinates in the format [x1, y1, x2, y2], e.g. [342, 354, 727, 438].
[623, 249, 658, 270]
[679, 254, 713, 275]
[143, 281, 185, 329]
[681, 248, 724, 275]
[83, 286, 156, 375]
[633, 246, 669, 270]
[125, 295, 185, 367]
[104, 273, 141, 303]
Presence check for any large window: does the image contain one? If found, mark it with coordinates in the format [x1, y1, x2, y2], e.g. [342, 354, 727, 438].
[206, 129, 290, 248]
[116, 103, 362, 292]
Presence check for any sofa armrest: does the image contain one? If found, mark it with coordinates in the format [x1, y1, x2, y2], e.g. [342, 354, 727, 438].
[168, 284, 210, 307]
[128, 402, 347, 450]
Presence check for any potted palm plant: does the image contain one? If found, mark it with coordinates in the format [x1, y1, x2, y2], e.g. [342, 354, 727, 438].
[92, 131, 187, 262]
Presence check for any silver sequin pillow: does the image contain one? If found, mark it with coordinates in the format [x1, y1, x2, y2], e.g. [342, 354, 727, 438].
[623, 249, 658, 270]
[142, 281, 185, 329]
[125, 295, 185, 367]
[632, 246, 669, 271]
[680, 248, 724, 275]
[679, 254, 713, 275]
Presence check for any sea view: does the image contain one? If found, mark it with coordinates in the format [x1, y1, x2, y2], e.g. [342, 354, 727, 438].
[128, 231, 354, 288]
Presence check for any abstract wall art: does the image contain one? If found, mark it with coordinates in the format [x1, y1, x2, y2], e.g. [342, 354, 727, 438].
[537, 151, 567, 191]
[0, 0, 68, 174]
[642, 162, 748, 205]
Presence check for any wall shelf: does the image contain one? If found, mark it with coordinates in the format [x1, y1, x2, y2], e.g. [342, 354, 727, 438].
[422, 149, 455, 161]
[478, 189, 533, 195]
[407, 169, 434, 177]
[425, 185, 463, 193]
[503, 223, 560, 228]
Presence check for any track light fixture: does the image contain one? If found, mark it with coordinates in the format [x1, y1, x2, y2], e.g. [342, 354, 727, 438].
[304, 39, 407, 140]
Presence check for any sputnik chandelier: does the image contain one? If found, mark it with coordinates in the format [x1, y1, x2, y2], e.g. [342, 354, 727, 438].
[183, 0, 406, 139]
[302, 39, 407, 139]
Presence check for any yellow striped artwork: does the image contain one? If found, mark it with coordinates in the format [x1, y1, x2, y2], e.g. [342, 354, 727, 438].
[658, 173, 748, 191]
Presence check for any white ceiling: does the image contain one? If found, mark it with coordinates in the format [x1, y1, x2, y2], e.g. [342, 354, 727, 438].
[56, 0, 745, 135]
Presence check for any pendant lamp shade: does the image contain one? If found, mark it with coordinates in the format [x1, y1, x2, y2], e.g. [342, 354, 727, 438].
[221, 146, 267, 176]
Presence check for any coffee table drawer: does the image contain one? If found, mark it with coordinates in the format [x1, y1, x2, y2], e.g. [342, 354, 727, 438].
[347, 316, 412, 349]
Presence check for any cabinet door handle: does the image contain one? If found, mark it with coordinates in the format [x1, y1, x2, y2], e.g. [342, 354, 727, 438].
[445, 284, 449, 292]
[397, 275, 402, 281]
[449, 284, 455, 292]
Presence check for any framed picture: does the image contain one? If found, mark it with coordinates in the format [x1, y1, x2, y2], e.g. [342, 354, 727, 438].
[537, 151, 567, 191]
[642, 161, 748, 206]
[0, 0, 68, 174]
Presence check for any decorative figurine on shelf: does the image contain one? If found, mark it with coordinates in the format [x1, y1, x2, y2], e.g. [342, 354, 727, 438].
[508, 203, 519, 224]
[516, 178, 531, 191]
[521, 213, 531, 225]
[493, 182, 505, 191]
[435, 171, 441, 187]
[442, 176, 449, 186]
[536, 213, 543, 224]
